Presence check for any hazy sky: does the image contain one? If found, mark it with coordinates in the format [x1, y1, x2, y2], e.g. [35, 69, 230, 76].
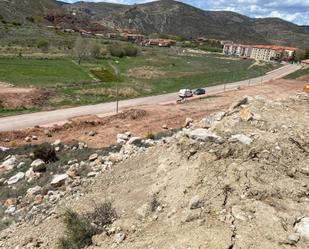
[62, 0, 309, 25]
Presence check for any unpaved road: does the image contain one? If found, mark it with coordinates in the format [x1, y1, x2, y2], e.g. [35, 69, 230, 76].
[0, 64, 301, 131]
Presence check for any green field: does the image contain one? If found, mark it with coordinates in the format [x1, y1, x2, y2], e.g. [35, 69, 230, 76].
[0, 47, 279, 114]
[284, 67, 309, 79]
[0, 58, 92, 87]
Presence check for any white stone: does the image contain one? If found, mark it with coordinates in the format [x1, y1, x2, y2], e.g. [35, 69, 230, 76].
[27, 186, 42, 196]
[295, 217, 309, 242]
[51, 174, 69, 187]
[0, 156, 17, 171]
[31, 159, 46, 172]
[7, 172, 25, 185]
[52, 139, 62, 146]
[230, 134, 253, 145]
[188, 129, 222, 143]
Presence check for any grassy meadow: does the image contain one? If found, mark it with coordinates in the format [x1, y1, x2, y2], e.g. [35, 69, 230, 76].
[0, 46, 279, 113]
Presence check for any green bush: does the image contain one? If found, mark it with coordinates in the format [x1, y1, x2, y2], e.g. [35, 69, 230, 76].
[33, 143, 57, 163]
[109, 45, 125, 58]
[108, 44, 139, 58]
[37, 39, 49, 52]
[123, 45, 138, 57]
[58, 203, 117, 249]
[58, 210, 96, 249]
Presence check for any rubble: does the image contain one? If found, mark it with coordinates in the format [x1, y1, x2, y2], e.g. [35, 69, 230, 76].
[0, 93, 308, 249]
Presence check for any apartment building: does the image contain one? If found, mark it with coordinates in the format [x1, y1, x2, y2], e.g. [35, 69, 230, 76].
[223, 43, 297, 62]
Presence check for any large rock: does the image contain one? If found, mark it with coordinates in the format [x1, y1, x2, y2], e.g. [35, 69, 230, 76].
[0, 146, 10, 152]
[51, 174, 69, 187]
[188, 129, 222, 143]
[31, 159, 46, 172]
[127, 137, 142, 146]
[26, 186, 43, 196]
[7, 172, 25, 185]
[0, 156, 17, 171]
[295, 217, 309, 242]
[230, 134, 253, 145]
[89, 153, 98, 161]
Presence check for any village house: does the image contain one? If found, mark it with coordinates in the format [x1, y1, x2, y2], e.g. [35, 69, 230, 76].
[141, 39, 176, 47]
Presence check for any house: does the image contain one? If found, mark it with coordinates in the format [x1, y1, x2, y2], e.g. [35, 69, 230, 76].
[141, 39, 176, 47]
[124, 33, 145, 42]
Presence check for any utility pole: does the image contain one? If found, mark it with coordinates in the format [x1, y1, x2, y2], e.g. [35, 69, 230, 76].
[108, 60, 120, 114]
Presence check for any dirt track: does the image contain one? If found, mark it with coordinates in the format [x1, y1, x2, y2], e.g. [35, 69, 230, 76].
[0, 78, 305, 149]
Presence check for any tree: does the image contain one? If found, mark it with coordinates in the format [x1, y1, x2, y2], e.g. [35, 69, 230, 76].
[89, 42, 101, 59]
[294, 49, 306, 62]
[73, 36, 90, 64]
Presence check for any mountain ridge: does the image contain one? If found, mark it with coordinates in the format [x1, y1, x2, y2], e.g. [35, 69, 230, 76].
[63, 0, 309, 48]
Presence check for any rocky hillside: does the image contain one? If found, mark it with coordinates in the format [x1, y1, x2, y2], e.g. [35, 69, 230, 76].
[64, 0, 309, 48]
[0, 0, 61, 23]
[0, 92, 308, 248]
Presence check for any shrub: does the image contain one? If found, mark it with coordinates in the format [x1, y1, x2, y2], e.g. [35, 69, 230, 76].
[58, 202, 117, 249]
[86, 202, 117, 228]
[37, 39, 49, 52]
[123, 45, 138, 57]
[146, 131, 155, 140]
[109, 45, 125, 58]
[33, 143, 57, 163]
[58, 210, 96, 249]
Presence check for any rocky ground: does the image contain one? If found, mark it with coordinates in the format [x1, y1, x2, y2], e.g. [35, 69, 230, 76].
[0, 91, 308, 249]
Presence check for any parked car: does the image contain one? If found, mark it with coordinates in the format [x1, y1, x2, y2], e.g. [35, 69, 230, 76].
[304, 84, 309, 93]
[194, 88, 206, 95]
[178, 89, 193, 98]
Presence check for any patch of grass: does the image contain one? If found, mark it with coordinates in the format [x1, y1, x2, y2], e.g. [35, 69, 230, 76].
[0, 58, 92, 87]
[90, 68, 116, 82]
[284, 67, 309, 79]
[0, 107, 39, 117]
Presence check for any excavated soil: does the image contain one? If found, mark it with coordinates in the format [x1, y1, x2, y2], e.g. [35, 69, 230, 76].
[0, 86, 47, 109]
[0, 92, 308, 249]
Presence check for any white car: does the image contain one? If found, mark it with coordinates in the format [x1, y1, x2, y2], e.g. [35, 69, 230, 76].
[178, 89, 193, 98]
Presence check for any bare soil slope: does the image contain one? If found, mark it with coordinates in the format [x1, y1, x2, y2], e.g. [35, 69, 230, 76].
[0, 91, 308, 249]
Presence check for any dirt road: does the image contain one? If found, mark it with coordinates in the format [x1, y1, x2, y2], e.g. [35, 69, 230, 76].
[0, 64, 301, 131]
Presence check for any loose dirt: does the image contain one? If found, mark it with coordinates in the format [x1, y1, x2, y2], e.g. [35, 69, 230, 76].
[0, 86, 47, 109]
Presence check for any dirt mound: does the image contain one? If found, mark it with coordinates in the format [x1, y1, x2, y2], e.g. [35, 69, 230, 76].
[116, 109, 147, 120]
[0, 87, 47, 109]
[297, 75, 309, 81]
[0, 94, 308, 249]
[127, 66, 165, 79]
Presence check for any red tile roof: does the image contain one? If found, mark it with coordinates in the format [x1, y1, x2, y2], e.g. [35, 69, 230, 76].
[253, 45, 297, 51]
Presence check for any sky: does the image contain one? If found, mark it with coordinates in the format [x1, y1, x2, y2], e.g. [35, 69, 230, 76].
[62, 0, 309, 25]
